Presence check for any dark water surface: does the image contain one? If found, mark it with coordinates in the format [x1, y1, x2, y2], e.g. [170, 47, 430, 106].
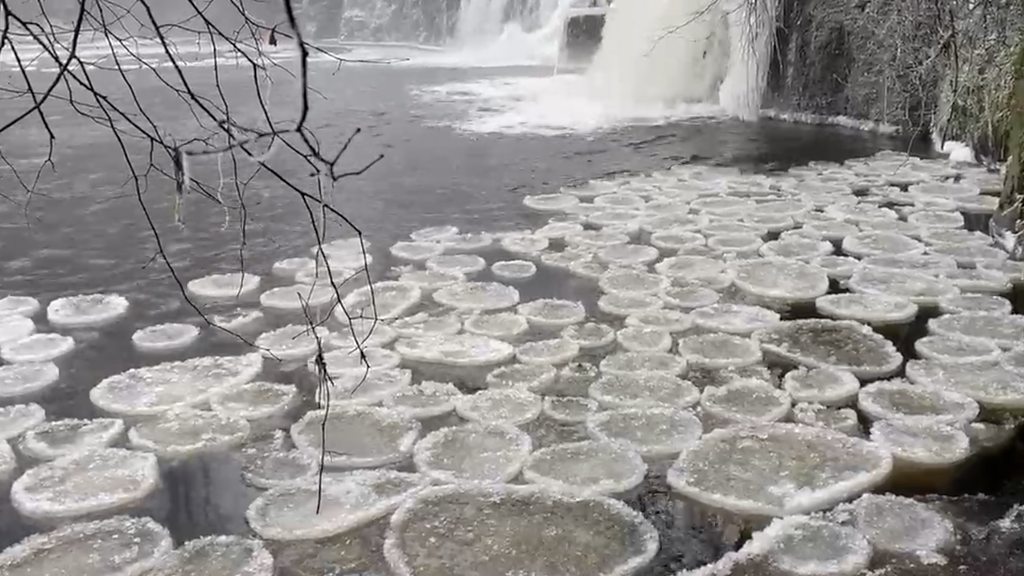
[5, 61, 1022, 574]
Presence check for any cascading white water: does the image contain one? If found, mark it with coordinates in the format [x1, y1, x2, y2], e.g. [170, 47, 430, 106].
[456, 0, 514, 44]
[587, 0, 776, 118]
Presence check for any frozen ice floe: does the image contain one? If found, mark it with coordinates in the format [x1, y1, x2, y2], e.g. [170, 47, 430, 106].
[731, 258, 830, 306]
[398, 269, 464, 293]
[524, 193, 582, 212]
[517, 299, 586, 328]
[589, 374, 700, 410]
[209, 308, 264, 334]
[792, 403, 861, 436]
[454, 388, 542, 426]
[128, 409, 249, 458]
[210, 381, 299, 421]
[848, 268, 958, 307]
[396, 333, 514, 367]
[523, 440, 646, 496]
[131, 323, 199, 354]
[0, 362, 59, 400]
[186, 273, 260, 302]
[842, 232, 924, 259]
[486, 363, 556, 393]
[756, 319, 903, 380]
[19, 417, 124, 461]
[562, 322, 617, 350]
[597, 293, 664, 317]
[413, 423, 531, 484]
[624, 309, 693, 333]
[0, 333, 74, 363]
[597, 244, 659, 267]
[850, 493, 956, 556]
[272, 257, 316, 280]
[0, 515, 172, 576]
[914, 335, 1003, 364]
[462, 312, 529, 341]
[384, 381, 462, 420]
[0, 403, 45, 441]
[410, 225, 459, 243]
[255, 324, 327, 361]
[500, 233, 549, 256]
[240, 445, 316, 490]
[616, 326, 673, 353]
[869, 419, 970, 469]
[0, 315, 35, 346]
[339, 281, 422, 321]
[0, 295, 40, 318]
[906, 359, 1024, 411]
[690, 303, 780, 336]
[90, 353, 263, 417]
[586, 407, 703, 459]
[390, 241, 445, 262]
[516, 339, 580, 365]
[247, 470, 428, 541]
[677, 333, 763, 370]
[938, 293, 1013, 315]
[761, 516, 872, 576]
[543, 396, 600, 424]
[441, 232, 494, 253]
[600, 351, 687, 378]
[928, 313, 1024, 350]
[599, 270, 669, 296]
[857, 379, 979, 424]
[142, 535, 273, 576]
[814, 293, 918, 326]
[668, 424, 892, 517]
[660, 284, 721, 310]
[260, 284, 336, 313]
[291, 407, 420, 469]
[426, 254, 487, 277]
[11, 448, 159, 522]
[782, 367, 860, 407]
[700, 381, 792, 429]
[47, 293, 130, 330]
[383, 484, 658, 576]
[391, 313, 462, 338]
[491, 260, 537, 281]
[432, 281, 518, 312]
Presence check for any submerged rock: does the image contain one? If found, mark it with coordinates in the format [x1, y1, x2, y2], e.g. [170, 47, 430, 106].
[383, 485, 658, 576]
[755, 319, 903, 380]
[668, 424, 892, 517]
[11, 448, 160, 522]
[0, 515, 172, 576]
[413, 423, 531, 483]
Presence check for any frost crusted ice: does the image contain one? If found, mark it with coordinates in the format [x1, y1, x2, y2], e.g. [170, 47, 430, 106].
[383, 484, 658, 576]
[857, 379, 979, 424]
[589, 374, 700, 410]
[396, 334, 514, 367]
[523, 440, 646, 496]
[413, 423, 531, 484]
[756, 319, 903, 380]
[668, 424, 892, 517]
[677, 334, 763, 370]
[11, 448, 160, 522]
[128, 409, 250, 459]
[454, 388, 542, 426]
[247, 470, 428, 541]
[290, 407, 420, 469]
[131, 323, 199, 354]
[186, 274, 260, 302]
[586, 408, 703, 459]
[0, 403, 45, 441]
[782, 367, 861, 407]
[19, 418, 125, 461]
[432, 281, 519, 312]
[700, 381, 792, 429]
[0, 515, 172, 576]
[142, 535, 273, 576]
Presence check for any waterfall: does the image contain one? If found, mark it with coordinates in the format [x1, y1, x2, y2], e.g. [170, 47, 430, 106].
[587, 0, 776, 118]
[456, 0, 514, 44]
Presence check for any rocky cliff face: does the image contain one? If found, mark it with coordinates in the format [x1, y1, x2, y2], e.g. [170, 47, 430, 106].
[768, 0, 1023, 152]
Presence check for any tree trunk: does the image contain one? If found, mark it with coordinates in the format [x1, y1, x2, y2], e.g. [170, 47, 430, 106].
[997, 40, 1024, 259]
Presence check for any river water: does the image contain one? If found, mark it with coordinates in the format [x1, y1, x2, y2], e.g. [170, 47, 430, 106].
[2, 43, 1023, 575]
